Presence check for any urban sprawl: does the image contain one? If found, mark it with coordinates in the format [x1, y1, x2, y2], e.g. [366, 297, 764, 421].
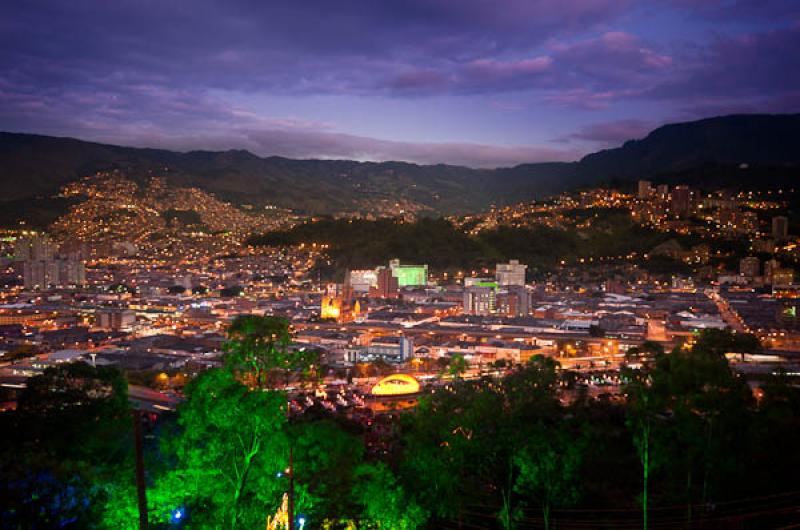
[1, 175, 799, 417]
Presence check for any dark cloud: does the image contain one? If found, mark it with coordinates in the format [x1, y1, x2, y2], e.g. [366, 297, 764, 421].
[647, 24, 800, 115]
[565, 119, 656, 145]
[667, 0, 800, 22]
[0, 0, 634, 95]
[1, 0, 798, 166]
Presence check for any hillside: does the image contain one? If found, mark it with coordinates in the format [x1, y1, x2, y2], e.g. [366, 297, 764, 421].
[1, 113, 799, 219]
[577, 114, 800, 186]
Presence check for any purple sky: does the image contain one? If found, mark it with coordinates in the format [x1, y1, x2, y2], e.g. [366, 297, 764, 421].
[2, 0, 799, 167]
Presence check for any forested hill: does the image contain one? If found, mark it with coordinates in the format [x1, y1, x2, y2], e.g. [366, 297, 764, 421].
[1, 113, 799, 216]
[576, 113, 800, 187]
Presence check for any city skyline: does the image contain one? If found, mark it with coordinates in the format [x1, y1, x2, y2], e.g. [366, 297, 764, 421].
[4, 2, 800, 528]
[2, 0, 799, 167]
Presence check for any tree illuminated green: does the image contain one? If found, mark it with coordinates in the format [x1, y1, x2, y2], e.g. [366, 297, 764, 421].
[649, 330, 754, 520]
[291, 419, 365, 524]
[514, 425, 585, 530]
[0, 362, 131, 528]
[624, 365, 661, 530]
[151, 368, 288, 529]
[401, 355, 566, 527]
[447, 353, 467, 379]
[225, 314, 293, 388]
[623, 329, 759, 529]
[353, 462, 428, 529]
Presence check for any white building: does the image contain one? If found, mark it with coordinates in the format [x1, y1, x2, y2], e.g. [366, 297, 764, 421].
[346, 269, 378, 293]
[463, 283, 497, 316]
[495, 260, 527, 286]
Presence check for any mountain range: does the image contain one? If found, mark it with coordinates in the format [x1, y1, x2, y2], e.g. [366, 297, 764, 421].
[1, 113, 798, 224]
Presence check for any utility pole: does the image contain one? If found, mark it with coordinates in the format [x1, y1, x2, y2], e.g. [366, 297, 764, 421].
[132, 409, 148, 530]
[288, 446, 294, 530]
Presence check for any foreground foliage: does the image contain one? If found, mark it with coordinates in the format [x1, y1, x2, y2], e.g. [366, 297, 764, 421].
[4, 327, 800, 529]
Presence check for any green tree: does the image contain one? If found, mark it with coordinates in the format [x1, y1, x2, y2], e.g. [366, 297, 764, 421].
[514, 425, 585, 530]
[400, 354, 563, 527]
[649, 331, 754, 518]
[150, 368, 289, 529]
[447, 353, 468, 379]
[624, 365, 661, 530]
[225, 315, 316, 389]
[354, 462, 428, 529]
[0, 362, 131, 528]
[400, 381, 503, 521]
[623, 329, 758, 528]
[291, 419, 365, 525]
[691, 328, 761, 357]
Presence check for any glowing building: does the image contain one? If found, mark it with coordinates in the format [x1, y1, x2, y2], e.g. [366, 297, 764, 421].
[388, 259, 428, 287]
[320, 296, 342, 320]
[371, 374, 421, 396]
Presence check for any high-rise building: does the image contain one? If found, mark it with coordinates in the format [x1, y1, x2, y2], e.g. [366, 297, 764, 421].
[15, 233, 56, 262]
[739, 257, 760, 278]
[495, 259, 527, 286]
[59, 239, 91, 261]
[497, 285, 530, 317]
[369, 267, 399, 298]
[637, 180, 653, 199]
[670, 186, 694, 217]
[17, 233, 84, 289]
[23, 260, 60, 289]
[388, 259, 428, 287]
[96, 308, 136, 331]
[772, 216, 789, 241]
[463, 281, 497, 316]
[57, 258, 86, 286]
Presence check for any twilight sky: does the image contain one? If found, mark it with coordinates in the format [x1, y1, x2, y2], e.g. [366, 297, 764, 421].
[2, 0, 799, 167]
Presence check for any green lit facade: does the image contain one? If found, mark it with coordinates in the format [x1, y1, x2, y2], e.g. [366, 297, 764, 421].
[389, 260, 428, 287]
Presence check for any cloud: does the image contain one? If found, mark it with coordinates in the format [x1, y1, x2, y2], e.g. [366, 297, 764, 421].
[667, 0, 800, 22]
[90, 126, 580, 168]
[377, 30, 672, 97]
[233, 128, 581, 167]
[563, 119, 656, 145]
[0, 77, 578, 167]
[0, 0, 633, 96]
[647, 24, 800, 116]
[1, 0, 798, 167]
